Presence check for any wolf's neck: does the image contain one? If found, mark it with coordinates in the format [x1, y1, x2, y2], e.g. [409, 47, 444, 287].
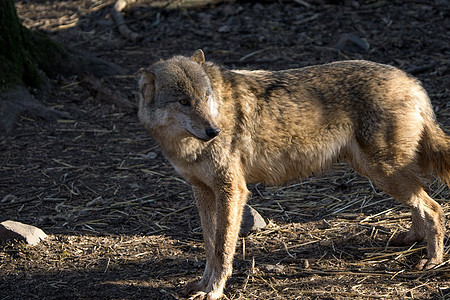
[153, 129, 208, 165]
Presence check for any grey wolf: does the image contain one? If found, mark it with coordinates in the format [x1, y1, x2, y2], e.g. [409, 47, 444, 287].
[138, 50, 449, 299]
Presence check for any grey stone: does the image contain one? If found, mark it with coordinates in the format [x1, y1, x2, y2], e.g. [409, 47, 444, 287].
[0, 220, 47, 246]
[145, 151, 157, 159]
[264, 264, 285, 273]
[218, 25, 231, 33]
[239, 205, 266, 237]
[333, 33, 369, 53]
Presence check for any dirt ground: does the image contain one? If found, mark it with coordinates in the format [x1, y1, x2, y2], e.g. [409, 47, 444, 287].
[1, 0, 450, 299]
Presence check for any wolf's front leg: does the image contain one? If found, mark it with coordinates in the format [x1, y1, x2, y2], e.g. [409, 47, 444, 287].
[189, 175, 249, 300]
[183, 183, 217, 296]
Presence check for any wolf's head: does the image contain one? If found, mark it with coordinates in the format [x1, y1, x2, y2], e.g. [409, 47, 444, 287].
[138, 50, 220, 142]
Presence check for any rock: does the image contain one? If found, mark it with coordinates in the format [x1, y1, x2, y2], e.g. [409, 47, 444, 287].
[333, 33, 369, 53]
[239, 205, 266, 237]
[1, 194, 17, 203]
[218, 25, 231, 33]
[145, 151, 157, 159]
[0, 220, 47, 246]
[264, 264, 285, 273]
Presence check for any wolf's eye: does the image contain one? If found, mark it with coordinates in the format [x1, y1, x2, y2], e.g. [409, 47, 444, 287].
[179, 99, 189, 106]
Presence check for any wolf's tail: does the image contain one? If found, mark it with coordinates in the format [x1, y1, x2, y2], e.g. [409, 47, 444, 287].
[419, 120, 450, 186]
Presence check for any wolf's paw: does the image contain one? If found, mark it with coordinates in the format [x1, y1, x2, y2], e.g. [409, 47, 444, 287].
[390, 231, 424, 246]
[415, 258, 441, 270]
[182, 281, 224, 299]
[188, 291, 207, 300]
[181, 281, 205, 297]
[188, 291, 223, 300]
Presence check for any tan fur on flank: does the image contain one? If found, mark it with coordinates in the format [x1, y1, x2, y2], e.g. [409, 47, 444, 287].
[138, 50, 449, 299]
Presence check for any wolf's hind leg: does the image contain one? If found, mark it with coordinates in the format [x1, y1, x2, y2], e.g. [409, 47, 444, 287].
[365, 168, 444, 270]
[412, 190, 445, 270]
[390, 209, 426, 246]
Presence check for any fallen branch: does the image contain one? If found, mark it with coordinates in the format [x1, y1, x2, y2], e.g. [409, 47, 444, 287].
[110, 0, 316, 42]
[111, 0, 142, 42]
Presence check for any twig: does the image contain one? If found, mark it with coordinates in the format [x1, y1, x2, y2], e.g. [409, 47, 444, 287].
[291, 289, 386, 299]
[240, 48, 275, 62]
[292, 0, 311, 8]
[406, 62, 437, 75]
[361, 245, 426, 262]
[104, 257, 111, 273]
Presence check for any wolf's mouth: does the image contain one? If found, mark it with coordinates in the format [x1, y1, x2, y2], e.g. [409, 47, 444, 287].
[187, 128, 219, 142]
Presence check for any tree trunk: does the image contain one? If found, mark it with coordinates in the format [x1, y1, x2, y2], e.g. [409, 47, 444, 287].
[0, 0, 126, 134]
[0, 0, 43, 89]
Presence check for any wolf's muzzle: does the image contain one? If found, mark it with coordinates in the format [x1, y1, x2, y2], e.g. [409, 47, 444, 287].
[205, 127, 221, 139]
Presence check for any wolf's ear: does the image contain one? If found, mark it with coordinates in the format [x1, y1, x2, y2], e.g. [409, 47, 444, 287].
[191, 49, 205, 66]
[138, 70, 155, 102]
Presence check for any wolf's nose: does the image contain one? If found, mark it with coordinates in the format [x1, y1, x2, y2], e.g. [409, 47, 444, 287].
[205, 127, 221, 139]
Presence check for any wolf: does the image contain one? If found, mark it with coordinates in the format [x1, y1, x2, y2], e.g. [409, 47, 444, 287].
[138, 49, 449, 299]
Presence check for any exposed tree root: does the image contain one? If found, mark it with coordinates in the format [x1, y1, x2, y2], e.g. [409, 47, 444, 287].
[111, 0, 142, 42]
[0, 84, 69, 134]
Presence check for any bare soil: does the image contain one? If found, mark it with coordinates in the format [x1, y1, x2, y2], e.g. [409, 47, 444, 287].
[1, 0, 449, 299]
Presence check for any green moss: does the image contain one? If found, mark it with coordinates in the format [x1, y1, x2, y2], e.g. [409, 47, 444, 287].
[0, 56, 22, 89]
[0, 0, 69, 91]
[28, 30, 68, 77]
[0, 0, 25, 90]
